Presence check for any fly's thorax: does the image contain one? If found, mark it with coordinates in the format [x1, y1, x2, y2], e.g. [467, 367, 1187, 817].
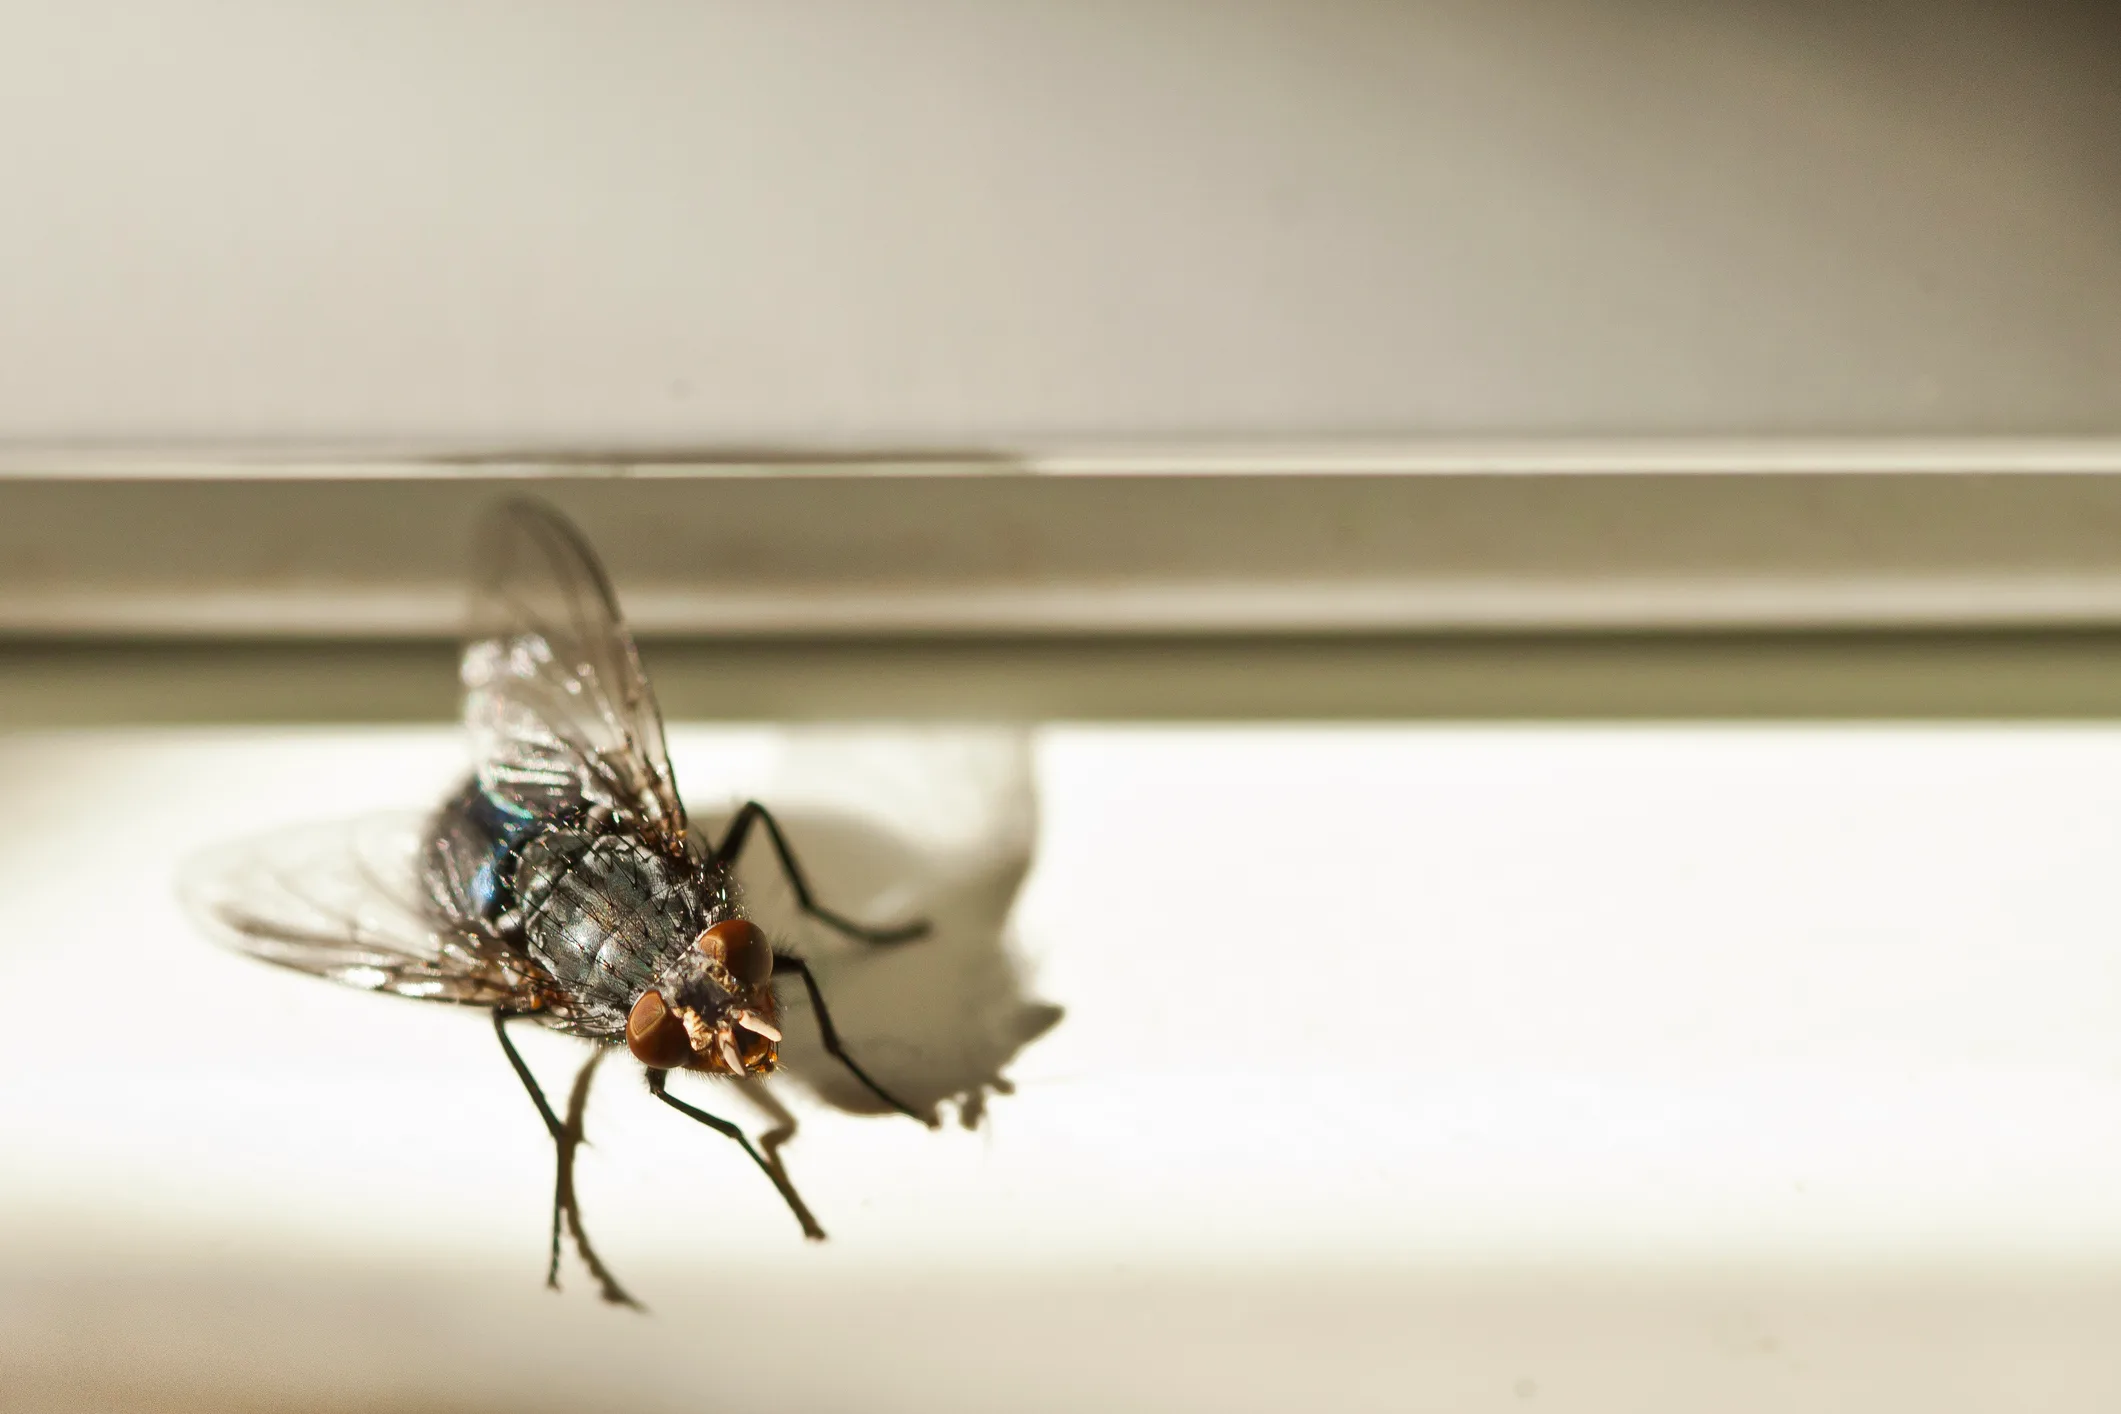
[508, 823, 600, 918]
[624, 918, 781, 1076]
[510, 829, 719, 1029]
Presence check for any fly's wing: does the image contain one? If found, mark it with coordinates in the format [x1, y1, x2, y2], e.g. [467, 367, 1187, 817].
[463, 498, 686, 848]
[181, 813, 558, 1013]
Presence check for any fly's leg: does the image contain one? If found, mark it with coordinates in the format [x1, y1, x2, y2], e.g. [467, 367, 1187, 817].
[492, 1011, 641, 1308]
[709, 800, 934, 1125]
[492, 1011, 568, 1290]
[733, 1079, 808, 1211]
[710, 800, 929, 945]
[774, 951, 932, 1126]
[646, 1069, 827, 1240]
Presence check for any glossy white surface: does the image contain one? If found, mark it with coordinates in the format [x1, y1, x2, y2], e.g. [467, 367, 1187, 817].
[3, 724, 2120, 1409]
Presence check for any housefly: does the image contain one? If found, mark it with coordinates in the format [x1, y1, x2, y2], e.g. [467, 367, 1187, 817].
[185, 497, 930, 1306]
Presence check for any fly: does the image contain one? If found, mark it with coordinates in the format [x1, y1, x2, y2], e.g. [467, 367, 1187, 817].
[184, 497, 932, 1307]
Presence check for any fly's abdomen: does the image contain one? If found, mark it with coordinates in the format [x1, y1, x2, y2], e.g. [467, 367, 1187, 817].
[521, 835, 700, 1015]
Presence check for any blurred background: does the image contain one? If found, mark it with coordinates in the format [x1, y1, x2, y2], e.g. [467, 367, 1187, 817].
[4, 2, 2121, 1410]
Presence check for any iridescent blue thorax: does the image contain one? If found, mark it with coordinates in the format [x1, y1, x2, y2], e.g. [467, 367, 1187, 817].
[421, 778, 738, 1036]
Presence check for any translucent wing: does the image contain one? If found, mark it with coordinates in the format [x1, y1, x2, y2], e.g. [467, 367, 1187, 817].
[463, 498, 685, 846]
[181, 813, 554, 1012]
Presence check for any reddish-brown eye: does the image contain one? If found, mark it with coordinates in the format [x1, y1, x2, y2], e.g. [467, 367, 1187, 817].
[697, 918, 773, 988]
[626, 989, 693, 1069]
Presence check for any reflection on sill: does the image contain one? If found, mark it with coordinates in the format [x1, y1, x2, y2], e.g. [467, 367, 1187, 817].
[8, 1256, 2119, 1414]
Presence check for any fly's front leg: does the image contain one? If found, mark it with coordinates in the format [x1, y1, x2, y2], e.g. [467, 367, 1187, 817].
[645, 1069, 827, 1240]
[774, 952, 932, 1126]
[710, 800, 929, 945]
[710, 801, 935, 1126]
[732, 1077, 804, 1173]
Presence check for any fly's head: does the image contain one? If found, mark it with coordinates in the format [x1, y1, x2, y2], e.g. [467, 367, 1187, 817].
[623, 918, 781, 1077]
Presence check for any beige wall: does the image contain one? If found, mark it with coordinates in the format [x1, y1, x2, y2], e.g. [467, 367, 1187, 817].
[0, 0, 2117, 447]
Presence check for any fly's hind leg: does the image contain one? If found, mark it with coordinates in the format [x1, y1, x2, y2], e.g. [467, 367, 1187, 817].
[492, 1011, 641, 1309]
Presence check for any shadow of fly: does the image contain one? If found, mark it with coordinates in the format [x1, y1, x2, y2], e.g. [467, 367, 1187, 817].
[183, 497, 933, 1308]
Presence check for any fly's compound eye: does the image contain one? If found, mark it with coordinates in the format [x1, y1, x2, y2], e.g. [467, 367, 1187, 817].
[626, 989, 694, 1069]
[697, 918, 773, 989]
